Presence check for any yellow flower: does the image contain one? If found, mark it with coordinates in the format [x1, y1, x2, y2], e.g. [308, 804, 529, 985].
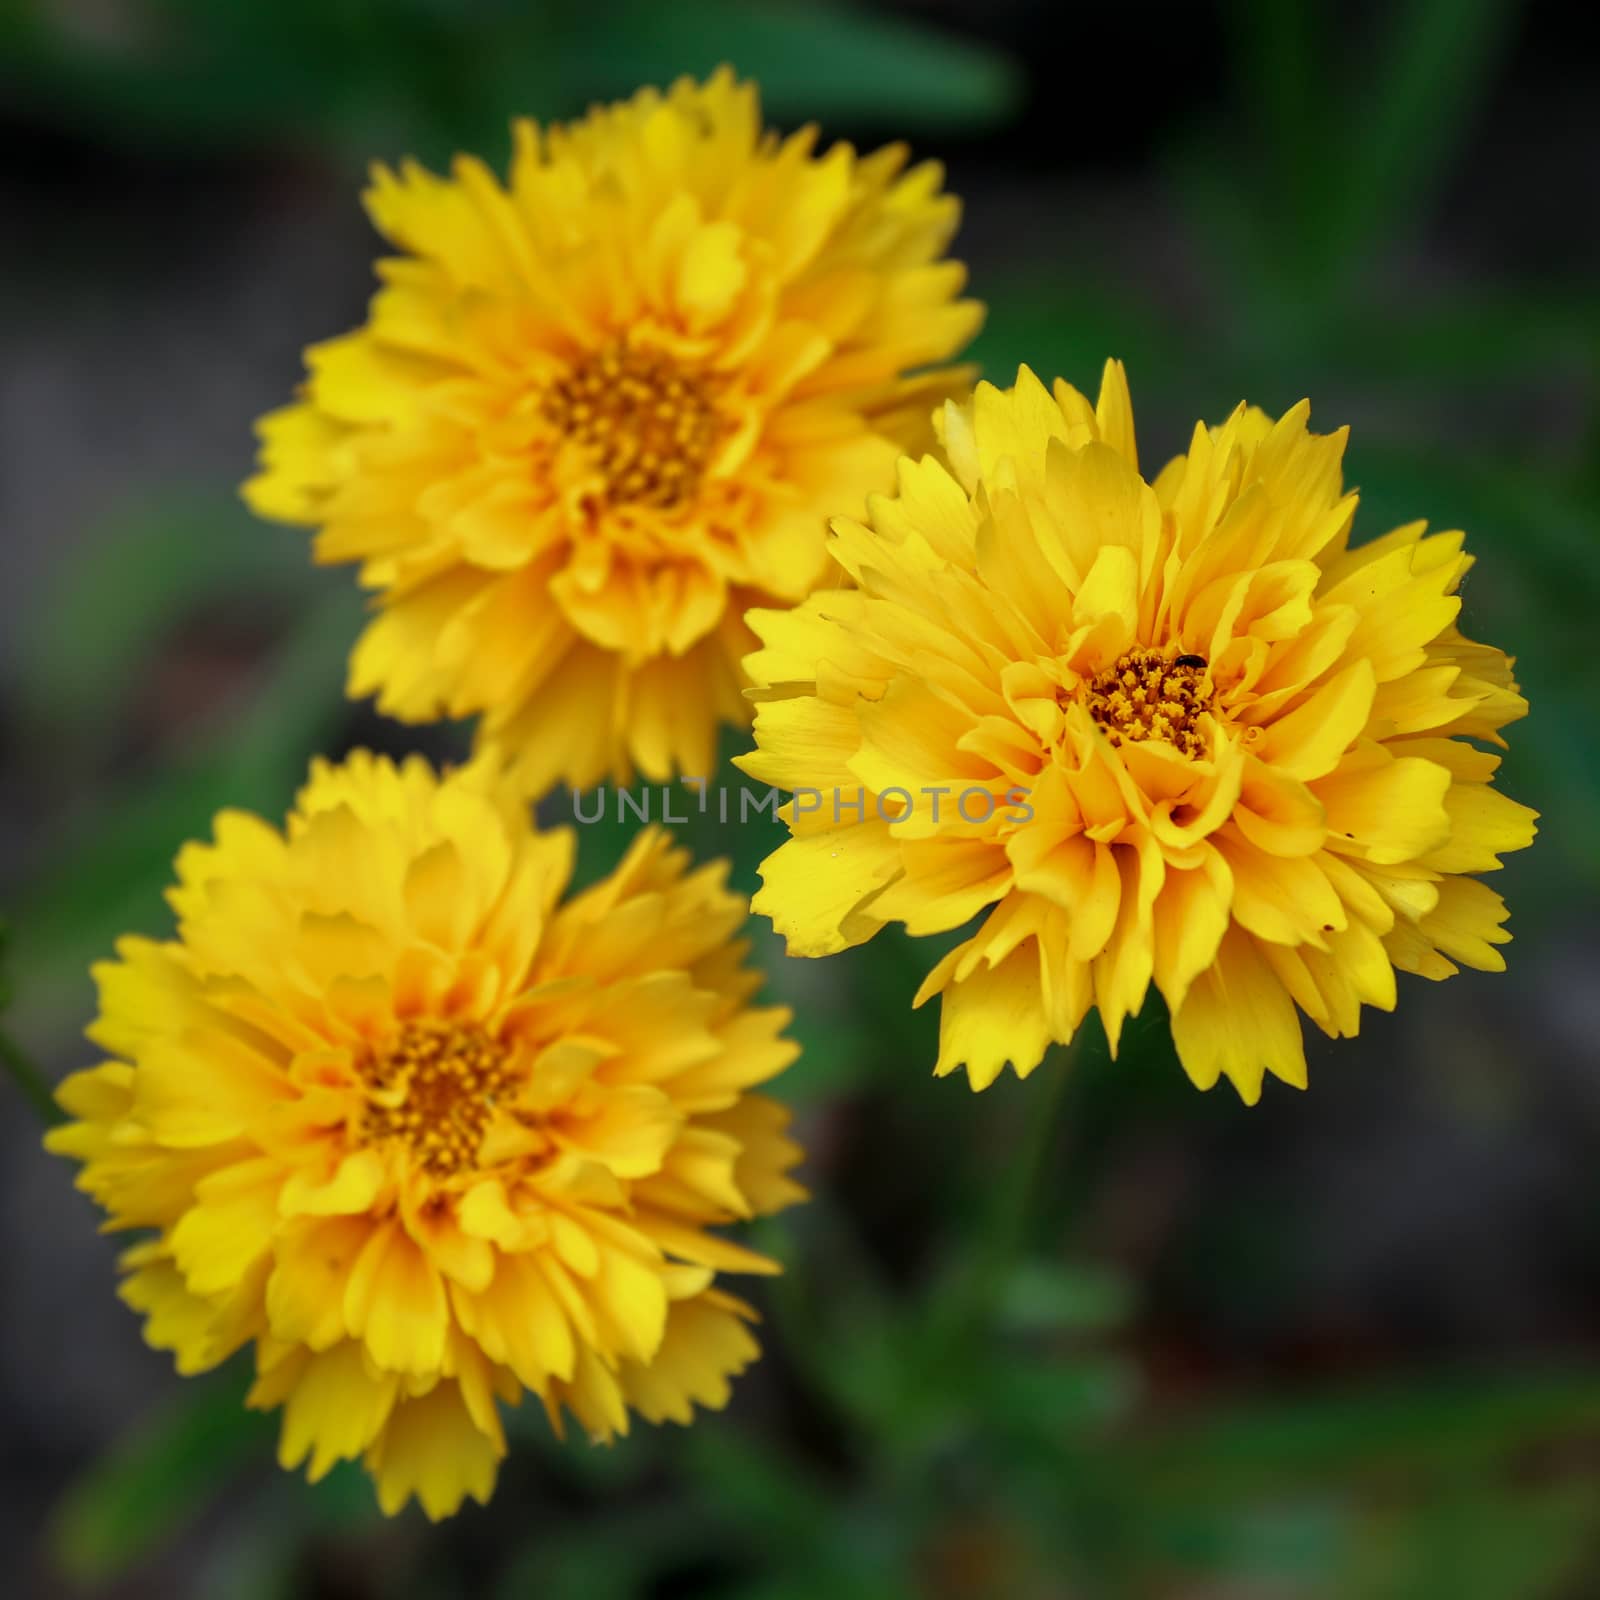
[46, 753, 803, 1518]
[738, 365, 1537, 1101]
[244, 70, 981, 796]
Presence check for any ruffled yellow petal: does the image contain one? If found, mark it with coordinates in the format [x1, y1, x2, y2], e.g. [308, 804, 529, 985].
[246, 74, 980, 795]
[366, 1380, 503, 1520]
[49, 753, 801, 1519]
[744, 365, 1532, 1098]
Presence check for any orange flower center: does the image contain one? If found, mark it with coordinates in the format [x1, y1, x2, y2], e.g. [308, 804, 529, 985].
[358, 1020, 512, 1176]
[1085, 647, 1211, 759]
[542, 339, 722, 511]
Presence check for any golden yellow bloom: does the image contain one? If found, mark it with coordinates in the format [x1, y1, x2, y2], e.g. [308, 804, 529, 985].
[47, 754, 803, 1518]
[244, 70, 981, 796]
[738, 365, 1537, 1101]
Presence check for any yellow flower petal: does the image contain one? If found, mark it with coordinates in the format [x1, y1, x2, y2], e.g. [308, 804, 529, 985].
[50, 751, 802, 1519]
[247, 75, 980, 796]
[751, 824, 901, 957]
[744, 366, 1531, 1095]
[1171, 929, 1307, 1103]
[275, 1341, 401, 1484]
[367, 1380, 502, 1520]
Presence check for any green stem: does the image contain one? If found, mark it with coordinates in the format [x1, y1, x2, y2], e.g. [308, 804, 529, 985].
[0, 1027, 63, 1125]
[932, 1040, 1077, 1364]
[979, 1042, 1077, 1309]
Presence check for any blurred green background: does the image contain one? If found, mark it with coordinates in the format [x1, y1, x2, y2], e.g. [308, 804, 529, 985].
[2, 1, 1598, 1595]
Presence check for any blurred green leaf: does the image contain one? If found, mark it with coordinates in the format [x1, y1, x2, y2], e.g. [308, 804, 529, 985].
[2, 0, 1018, 170]
[973, 1351, 1141, 1441]
[561, 0, 1019, 131]
[2, 0, 464, 163]
[1308, 288, 1600, 384]
[1223, 0, 1329, 283]
[683, 1422, 923, 1600]
[495, 1503, 699, 1600]
[997, 1259, 1135, 1336]
[0, 1027, 62, 1122]
[1217, 0, 1516, 292]
[967, 275, 1184, 404]
[182, 1463, 382, 1600]
[1328, 0, 1515, 269]
[1134, 1495, 1347, 1587]
[0, 915, 63, 1120]
[288, 1456, 386, 1532]
[6, 587, 359, 1048]
[510, 1400, 660, 1493]
[763, 1199, 902, 1432]
[684, 1422, 836, 1545]
[13, 492, 316, 743]
[50, 1369, 271, 1583]
[1129, 1478, 1600, 1598]
[1346, 1480, 1600, 1600]
[1118, 1368, 1600, 1499]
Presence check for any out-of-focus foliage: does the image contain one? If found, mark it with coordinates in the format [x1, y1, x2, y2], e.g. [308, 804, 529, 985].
[0, 0, 1021, 170]
[3, 0, 1598, 1595]
[50, 1374, 273, 1585]
[0, 917, 58, 1122]
[6, 497, 364, 1044]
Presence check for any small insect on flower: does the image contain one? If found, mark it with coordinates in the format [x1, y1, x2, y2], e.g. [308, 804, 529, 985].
[46, 754, 803, 1518]
[737, 363, 1537, 1102]
[244, 69, 983, 798]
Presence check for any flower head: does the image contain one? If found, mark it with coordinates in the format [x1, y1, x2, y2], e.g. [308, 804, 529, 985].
[738, 365, 1536, 1101]
[245, 70, 981, 796]
[47, 754, 803, 1518]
